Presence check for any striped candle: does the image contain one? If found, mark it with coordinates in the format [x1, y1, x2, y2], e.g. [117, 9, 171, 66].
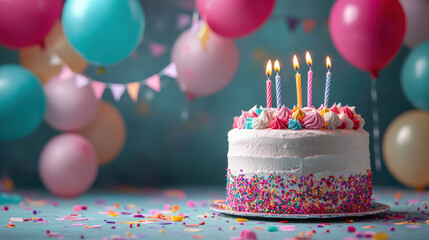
[274, 60, 282, 108]
[266, 60, 272, 108]
[324, 57, 331, 107]
[306, 51, 313, 108]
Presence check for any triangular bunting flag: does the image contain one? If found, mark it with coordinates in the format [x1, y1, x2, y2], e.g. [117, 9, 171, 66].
[145, 74, 161, 92]
[75, 74, 90, 88]
[110, 83, 126, 101]
[163, 62, 178, 78]
[127, 82, 141, 102]
[91, 81, 106, 99]
[303, 19, 316, 34]
[58, 66, 74, 81]
[286, 17, 300, 32]
[177, 14, 191, 30]
[150, 43, 167, 58]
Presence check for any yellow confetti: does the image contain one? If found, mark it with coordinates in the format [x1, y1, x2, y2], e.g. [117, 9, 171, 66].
[394, 222, 409, 225]
[362, 226, 376, 229]
[160, 229, 164, 233]
[372, 232, 388, 240]
[184, 228, 202, 232]
[109, 212, 118, 217]
[236, 218, 248, 222]
[198, 23, 210, 51]
[171, 216, 185, 222]
[425, 220, 429, 224]
[127, 204, 137, 209]
[126, 232, 132, 237]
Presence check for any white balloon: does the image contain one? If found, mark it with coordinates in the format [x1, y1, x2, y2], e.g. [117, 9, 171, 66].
[400, 0, 429, 48]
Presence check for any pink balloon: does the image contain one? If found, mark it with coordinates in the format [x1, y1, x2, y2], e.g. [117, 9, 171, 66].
[0, 0, 63, 49]
[39, 133, 98, 198]
[44, 75, 99, 131]
[171, 27, 239, 97]
[197, 0, 275, 38]
[329, 0, 406, 77]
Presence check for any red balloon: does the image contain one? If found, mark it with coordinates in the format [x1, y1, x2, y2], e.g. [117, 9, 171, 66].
[329, 0, 406, 77]
[0, 0, 63, 49]
[197, 0, 275, 38]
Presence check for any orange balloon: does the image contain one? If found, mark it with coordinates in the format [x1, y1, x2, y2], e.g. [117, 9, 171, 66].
[49, 22, 88, 74]
[76, 101, 126, 166]
[19, 21, 87, 84]
[19, 45, 62, 84]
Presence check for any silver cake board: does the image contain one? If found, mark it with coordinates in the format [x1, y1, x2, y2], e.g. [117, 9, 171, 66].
[210, 200, 390, 219]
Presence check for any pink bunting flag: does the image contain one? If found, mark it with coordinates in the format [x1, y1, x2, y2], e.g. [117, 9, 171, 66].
[58, 66, 74, 81]
[149, 43, 167, 58]
[75, 74, 90, 88]
[91, 81, 106, 99]
[177, 14, 191, 29]
[110, 83, 126, 101]
[163, 62, 178, 78]
[303, 19, 316, 33]
[145, 74, 161, 92]
[127, 82, 141, 102]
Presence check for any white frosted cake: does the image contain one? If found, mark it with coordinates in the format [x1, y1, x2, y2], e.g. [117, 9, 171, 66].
[226, 104, 372, 214]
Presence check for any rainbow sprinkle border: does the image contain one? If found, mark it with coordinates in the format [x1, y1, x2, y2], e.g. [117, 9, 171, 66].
[226, 170, 373, 214]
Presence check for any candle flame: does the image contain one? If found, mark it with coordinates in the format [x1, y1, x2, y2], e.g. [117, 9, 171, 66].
[274, 60, 280, 72]
[306, 51, 312, 66]
[293, 55, 299, 71]
[326, 56, 331, 69]
[266, 60, 272, 77]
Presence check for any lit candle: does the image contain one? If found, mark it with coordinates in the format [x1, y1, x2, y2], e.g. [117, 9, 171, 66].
[293, 55, 302, 109]
[274, 60, 282, 108]
[324, 56, 331, 107]
[306, 51, 313, 108]
[266, 60, 272, 109]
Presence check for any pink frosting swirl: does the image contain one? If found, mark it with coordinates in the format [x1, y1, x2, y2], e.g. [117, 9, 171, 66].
[330, 103, 340, 114]
[302, 111, 325, 129]
[270, 106, 292, 129]
[233, 110, 253, 129]
[340, 105, 354, 119]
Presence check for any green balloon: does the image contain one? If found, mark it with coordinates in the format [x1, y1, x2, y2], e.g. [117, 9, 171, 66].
[401, 41, 429, 111]
[0, 64, 46, 140]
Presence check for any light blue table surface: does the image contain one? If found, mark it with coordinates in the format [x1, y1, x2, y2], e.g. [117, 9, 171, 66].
[1, 187, 428, 240]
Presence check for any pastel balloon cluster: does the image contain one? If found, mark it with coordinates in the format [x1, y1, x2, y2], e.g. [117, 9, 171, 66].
[232, 103, 365, 131]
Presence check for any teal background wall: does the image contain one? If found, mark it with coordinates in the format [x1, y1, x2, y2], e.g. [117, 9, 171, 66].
[0, 0, 414, 188]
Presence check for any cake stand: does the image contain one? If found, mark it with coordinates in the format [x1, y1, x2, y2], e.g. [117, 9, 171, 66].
[210, 200, 390, 219]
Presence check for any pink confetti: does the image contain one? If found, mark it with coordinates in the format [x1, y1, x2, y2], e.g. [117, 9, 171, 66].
[177, 14, 191, 29]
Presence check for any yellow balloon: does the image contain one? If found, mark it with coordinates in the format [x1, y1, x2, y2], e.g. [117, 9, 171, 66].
[76, 101, 126, 166]
[19, 21, 87, 84]
[382, 110, 429, 188]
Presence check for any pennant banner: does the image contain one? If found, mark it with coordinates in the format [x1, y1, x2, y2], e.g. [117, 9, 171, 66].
[145, 74, 161, 92]
[110, 83, 126, 101]
[91, 81, 106, 99]
[75, 74, 90, 88]
[162, 62, 178, 78]
[127, 82, 140, 102]
[303, 19, 316, 33]
[286, 17, 300, 32]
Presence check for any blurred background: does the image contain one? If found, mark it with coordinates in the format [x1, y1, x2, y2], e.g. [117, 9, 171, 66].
[0, 0, 427, 193]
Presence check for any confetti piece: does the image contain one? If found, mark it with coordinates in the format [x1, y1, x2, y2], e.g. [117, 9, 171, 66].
[164, 204, 171, 210]
[73, 205, 81, 212]
[187, 200, 195, 208]
[171, 216, 185, 222]
[362, 226, 375, 229]
[193, 235, 205, 239]
[347, 226, 356, 232]
[184, 228, 202, 232]
[267, 226, 278, 232]
[236, 218, 248, 222]
[372, 232, 388, 240]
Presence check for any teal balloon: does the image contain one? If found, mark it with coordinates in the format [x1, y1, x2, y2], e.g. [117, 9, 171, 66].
[62, 0, 144, 65]
[402, 41, 429, 111]
[0, 65, 46, 141]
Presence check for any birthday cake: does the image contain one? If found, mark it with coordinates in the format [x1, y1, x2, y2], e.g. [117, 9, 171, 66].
[226, 104, 372, 214]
